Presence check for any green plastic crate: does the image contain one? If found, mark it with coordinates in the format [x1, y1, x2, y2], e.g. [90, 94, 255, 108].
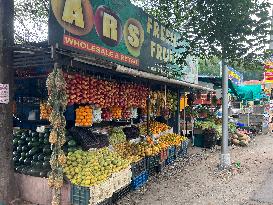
[71, 185, 90, 205]
[193, 134, 204, 147]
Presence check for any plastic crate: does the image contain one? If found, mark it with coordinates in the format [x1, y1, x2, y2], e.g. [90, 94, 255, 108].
[182, 140, 189, 155]
[148, 165, 160, 176]
[175, 144, 182, 158]
[97, 197, 113, 205]
[167, 146, 176, 157]
[166, 155, 175, 165]
[71, 185, 90, 205]
[159, 149, 168, 162]
[131, 171, 148, 190]
[193, 134, 204, 147]
[157, 161, 166, 173]
[131, 158, 146, 178]
[146, 155, 160, 170]
[112, 184, 131, 203]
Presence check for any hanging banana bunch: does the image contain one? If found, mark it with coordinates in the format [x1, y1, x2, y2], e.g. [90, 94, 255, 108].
[46, 63, 68, 205]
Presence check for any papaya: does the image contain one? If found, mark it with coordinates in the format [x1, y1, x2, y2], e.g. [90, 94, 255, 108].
[232, 139, 240, 145]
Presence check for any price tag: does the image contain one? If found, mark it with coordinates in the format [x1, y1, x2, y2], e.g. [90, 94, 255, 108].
[0, 84, 9, 104]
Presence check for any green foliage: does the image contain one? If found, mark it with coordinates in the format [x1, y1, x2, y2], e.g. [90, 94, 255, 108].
[198, 55, 264, 80]
[134, 0, 272, 66]
[228, 122, 237, 134]
[198, 56, 221, 76]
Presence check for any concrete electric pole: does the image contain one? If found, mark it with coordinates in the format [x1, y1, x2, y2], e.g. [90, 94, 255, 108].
[0, 0, 18, 203]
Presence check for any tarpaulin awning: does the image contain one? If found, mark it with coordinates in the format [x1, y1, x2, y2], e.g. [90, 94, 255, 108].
[234, 84, 264, 101]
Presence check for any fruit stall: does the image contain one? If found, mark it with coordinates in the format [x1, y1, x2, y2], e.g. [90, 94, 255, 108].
[12, 63, 207, 203]
[11, 0, 214, 204]
[13, 60, 194, 204]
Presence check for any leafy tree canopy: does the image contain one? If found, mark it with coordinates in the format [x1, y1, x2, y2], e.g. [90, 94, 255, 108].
[14, 0, 49, 43]
[14, 0, 272, 74]
[198, 56, 264, 80]
[133, 0, 272, 68]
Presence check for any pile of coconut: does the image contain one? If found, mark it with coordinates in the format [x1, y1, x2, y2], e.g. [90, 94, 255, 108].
[231, 128, 251, 146]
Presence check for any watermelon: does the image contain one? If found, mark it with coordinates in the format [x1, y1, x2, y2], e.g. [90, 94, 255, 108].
[13, 156, 20, 164]
[43, 146, 51, 154]
[20, 133, 27, 140]
[44, 155, 51, 162]
[29, 168, 39, 177]
[35, 161, 43, 168]
[30, 160, 36, 166]
[15, 165, 25, 173]
[42, 161, 50, 169]
[39, 170, 49, 177]
[31, 142, 40, 147]
[38, 154, 44, 161]
[31, 137, 39, 143]
[38, 137, 44, 144]
[18, 140, 25, 146]
[38, 133, 45, 138]
[13, 138, 19, 145]
[25, 152, 30, 158]
[27, 142, 32, 148]
[20, 152, 26, 159]
[44, 138, 50, 145]
[17, 145, 23, 152]
[18, 157, 24, 164]
[68, 140, 76, 147]
[32, 154, 39, 161]
[13, 151, 18, 157]
[25, 137, 32, 142]
[21, 166, 30, 175]
[28, 147, 39, 156]
[31, 132, 39, 138]
[24, 158, 31, 166]
[21, 146, 29, 152]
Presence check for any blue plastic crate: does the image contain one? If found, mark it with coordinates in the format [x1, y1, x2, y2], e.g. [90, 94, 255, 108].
[166, 155, 175, 165]
[131, 158, 146, 179]
[146, 155, 160, 170]
[168, 146, 176, 157]
[157, 161, 166, 172]
[175, 144, 182, 158]
[182, 140, 189, 155]
[131, 171, 148, 190]
[70, 185, 90, 205]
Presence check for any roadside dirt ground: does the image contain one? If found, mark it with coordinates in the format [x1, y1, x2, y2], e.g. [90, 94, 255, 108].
[118, 134, 273, 205]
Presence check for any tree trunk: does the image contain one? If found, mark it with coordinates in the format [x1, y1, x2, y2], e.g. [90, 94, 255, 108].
[0, 0, 18, 204]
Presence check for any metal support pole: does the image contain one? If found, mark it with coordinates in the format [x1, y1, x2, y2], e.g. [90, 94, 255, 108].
[146, 95, 151, 136]
[175, 89, 182, 134]
[220, 60, 231, 169]
[247, 105, 250, 127]
[184, 94, 186, 132]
